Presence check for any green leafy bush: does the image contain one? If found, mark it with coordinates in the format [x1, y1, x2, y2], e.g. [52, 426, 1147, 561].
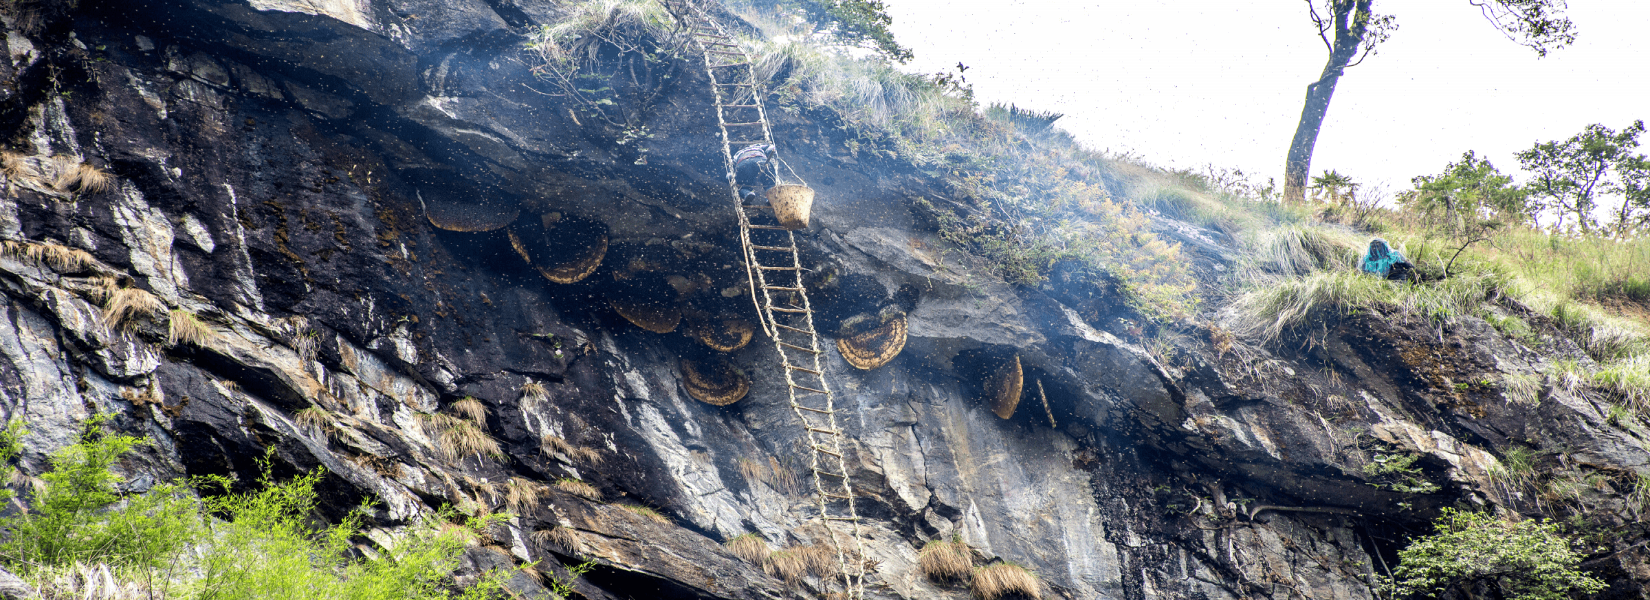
[1382, 508, 1606, 600]
[0, 416, 202, 570]
[0, 418, 516, 599]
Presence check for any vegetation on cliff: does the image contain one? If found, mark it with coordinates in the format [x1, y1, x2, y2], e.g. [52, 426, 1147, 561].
[0, 419, 514, 598]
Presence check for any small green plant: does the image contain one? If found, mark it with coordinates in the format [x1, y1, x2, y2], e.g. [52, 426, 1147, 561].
[1381, 508, 1606, 600]
[0, 420, 23, 504]
[541, 560, 594, 596]
[1362, 453, 1441, 495]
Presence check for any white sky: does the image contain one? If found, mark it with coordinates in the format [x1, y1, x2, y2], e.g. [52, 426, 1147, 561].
[884, 0, 1650, 197]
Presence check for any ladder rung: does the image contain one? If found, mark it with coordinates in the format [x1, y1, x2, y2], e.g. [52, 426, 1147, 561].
[824, 516, 860, 521]
[773, 323, 814, 335]
[715, 82, 755, 87]
[757, 264, 801, 270]
[807, 426, 841, 435]
[708, 63, 749, 69]
[763, 284, 802, 291]
[750, 244, 792, 252]
[778, 341, 822, 354]
[822, 492, 853, 500]
[792, 385, 830, 396]
[707, 50, 744, 56]
[740, 204, 775, 210]
[701, 41, 738, 48]
[788, 364, 823, 374]
[814, 468, 847, 478]
[812, 445, 842, 458]
[768, 305, 808, 312]
[723, 121, 765, 126]
[794, 404, 832, 415]
[723, 104, 760, 108]
[749, 224, 792, 230]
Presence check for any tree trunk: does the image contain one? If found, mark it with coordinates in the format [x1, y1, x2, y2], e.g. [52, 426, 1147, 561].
[1283, 1, 1372, 203]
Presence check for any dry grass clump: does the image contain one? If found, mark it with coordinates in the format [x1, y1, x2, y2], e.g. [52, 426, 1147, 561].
[725, 533, 771, 564]
[99, 286, 167, 331]
[918, 538, 975, 582]
[452, 396, 489, 423]
[763, 543, 836, 582]
[293, 406, 333, 439]
[167, 309, 217, 347]
[1501, 372, 1543, 407]
[971, 563, 1041, 600]
[50, 155, 112, 194]
[553, 478, 601, 501]
[505, 477, 544, 513]
[763, 548, 810, 583]
[737, 456, 800, 495]
[520, 381, 548, 402]
[1, 239, 97, 272]
[0, 151, 33, 178]
[616, 504, 670, 524]
[532, 526, 587, 555]
[420, 413, 503, 461]
[1241, 224, 1361, 277]
[32, 561, 150, 600]
[541, 433, 603, 464]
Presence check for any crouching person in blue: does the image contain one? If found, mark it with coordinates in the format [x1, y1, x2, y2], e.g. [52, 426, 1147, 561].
[734, 143, 777, 203]
[1361, 238, 1415, 282]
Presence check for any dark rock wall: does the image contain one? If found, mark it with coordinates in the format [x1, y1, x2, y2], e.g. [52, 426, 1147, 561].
[1, 1, 1647, 599]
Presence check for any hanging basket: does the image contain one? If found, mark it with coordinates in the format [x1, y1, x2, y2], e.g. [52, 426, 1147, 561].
[765, 185, 814, 231]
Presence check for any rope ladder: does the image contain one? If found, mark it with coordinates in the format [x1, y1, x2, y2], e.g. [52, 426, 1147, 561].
[656, 1, 868, 597]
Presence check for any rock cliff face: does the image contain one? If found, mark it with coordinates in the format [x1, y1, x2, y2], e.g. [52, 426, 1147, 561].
[2, 1, 1648, 599]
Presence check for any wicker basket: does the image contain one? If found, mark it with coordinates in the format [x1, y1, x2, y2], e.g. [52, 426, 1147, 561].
[765, 185, 814, 230]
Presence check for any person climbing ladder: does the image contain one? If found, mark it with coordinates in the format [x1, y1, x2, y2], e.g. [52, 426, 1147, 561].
[733, 143, 777, 203]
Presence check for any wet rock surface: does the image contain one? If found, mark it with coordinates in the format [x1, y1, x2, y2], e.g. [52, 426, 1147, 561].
[0, 1, 1647, 599]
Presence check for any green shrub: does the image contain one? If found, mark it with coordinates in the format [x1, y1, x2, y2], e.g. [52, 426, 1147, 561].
[192, 467, 511, 600]
[0, 418, 516, 599]
[1381, 508, 1605, 600]
[0, 416, 203, 571]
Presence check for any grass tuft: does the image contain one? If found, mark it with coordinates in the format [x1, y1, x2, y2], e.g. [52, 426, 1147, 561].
[971, 562, 1041, 599]
[167, 309, 217, 347]
[50, 156, 112, 194]
[1, 239, 97, 272]
[531, 526, 586, 555]
[541, 434, 603, 464]
[505, 477, 544, 514]
[421, 413, 502, 461]
[724, 533, 770, 564]
[918, 538, 974, 582]
[1501, 372, 1543, 407]
[616, 504, 670, 524]
[553, 478, 601, 502]
[1226, 269, 1507, 344]
[452, 396, 489, 424]
[293, 407, 333, 439]
[1592, 355, 1650, 413]
[100, 287, 166, 331]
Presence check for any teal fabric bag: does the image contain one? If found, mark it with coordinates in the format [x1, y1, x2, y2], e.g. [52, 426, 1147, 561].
[1361, 239, 1404, 277]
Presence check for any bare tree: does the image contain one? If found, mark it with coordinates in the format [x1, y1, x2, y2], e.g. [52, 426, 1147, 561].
[1281, 1, 1576, 203]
